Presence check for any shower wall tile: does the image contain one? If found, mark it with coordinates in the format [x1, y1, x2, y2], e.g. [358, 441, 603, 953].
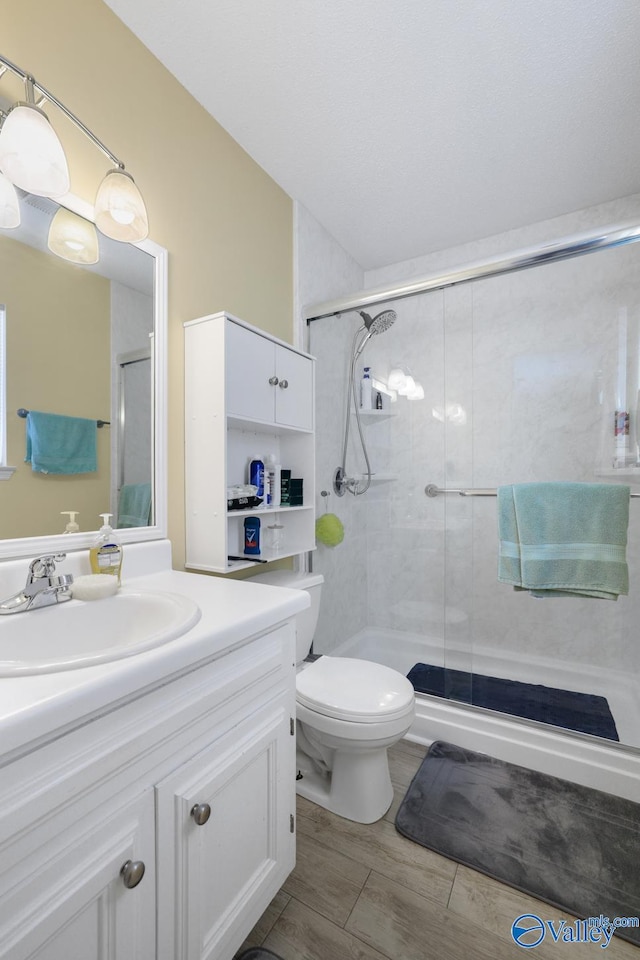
[293, 205, 366, 652]
[294, 201, 364, 346]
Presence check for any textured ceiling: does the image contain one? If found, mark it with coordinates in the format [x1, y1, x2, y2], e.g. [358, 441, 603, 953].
[104, 0, 640, 270]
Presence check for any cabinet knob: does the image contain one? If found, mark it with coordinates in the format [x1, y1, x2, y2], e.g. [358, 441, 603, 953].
[279, 379, 289, 389]
[190, 802, 211, 826]
[120, 859, 145, 889]
[268, 376, 279, 386]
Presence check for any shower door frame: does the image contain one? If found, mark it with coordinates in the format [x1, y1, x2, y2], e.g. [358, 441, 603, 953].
[302, 219, 640, 803]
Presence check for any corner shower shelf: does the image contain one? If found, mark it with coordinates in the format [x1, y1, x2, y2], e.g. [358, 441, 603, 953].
[595, 468, 640, 480]
[353, 409, 396, 420]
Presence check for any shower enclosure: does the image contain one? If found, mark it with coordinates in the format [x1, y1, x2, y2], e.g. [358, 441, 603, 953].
[306, 228, 640, 799]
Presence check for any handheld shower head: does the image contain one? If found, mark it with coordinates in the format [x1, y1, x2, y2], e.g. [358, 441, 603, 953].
[359, 309, 397, 335]
[353, 309, 397, 361]
[336, 306, 399, 497]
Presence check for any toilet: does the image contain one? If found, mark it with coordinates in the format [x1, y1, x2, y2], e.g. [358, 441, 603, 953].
[251, 570, 415, 823]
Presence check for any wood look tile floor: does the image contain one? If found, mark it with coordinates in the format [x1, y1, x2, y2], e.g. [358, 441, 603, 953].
[236, 740, 638, 960]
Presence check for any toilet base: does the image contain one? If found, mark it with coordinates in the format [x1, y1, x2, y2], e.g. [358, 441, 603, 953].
[295, 745, 394, 824]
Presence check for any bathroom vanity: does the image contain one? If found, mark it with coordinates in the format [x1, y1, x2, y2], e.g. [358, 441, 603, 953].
[0, 555, 307, 960]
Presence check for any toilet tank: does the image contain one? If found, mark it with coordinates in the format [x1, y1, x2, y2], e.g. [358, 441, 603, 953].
[250, 570, 324, 663]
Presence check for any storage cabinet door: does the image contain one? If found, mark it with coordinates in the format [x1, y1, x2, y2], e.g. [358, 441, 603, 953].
[0, 791, 155, 960]
[156, 698, 295, 960]
[274, 345, 313, 430]
[225, 320, 275, 422]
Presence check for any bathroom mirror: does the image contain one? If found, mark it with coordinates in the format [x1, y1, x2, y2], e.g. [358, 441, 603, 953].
[0, 190, 167, 560]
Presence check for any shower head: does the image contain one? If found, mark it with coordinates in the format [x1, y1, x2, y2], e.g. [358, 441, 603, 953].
[353, 308, 397, 361]
[359, 309, 397, 335]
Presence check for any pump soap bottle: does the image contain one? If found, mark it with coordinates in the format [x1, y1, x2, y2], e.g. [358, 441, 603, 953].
[90, 513, 123, 581]
[61, 511, 79, 533]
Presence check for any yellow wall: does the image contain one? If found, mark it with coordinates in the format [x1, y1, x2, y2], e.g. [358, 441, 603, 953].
[0, 236, 111, 538]
[3, 0, 293, 567]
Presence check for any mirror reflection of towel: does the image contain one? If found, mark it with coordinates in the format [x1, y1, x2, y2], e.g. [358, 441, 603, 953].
[118, 483, 152, 527]
[25, 411, 97, 474]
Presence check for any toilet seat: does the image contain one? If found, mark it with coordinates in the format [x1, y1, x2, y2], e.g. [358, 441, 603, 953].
[296, 656, 415, 723]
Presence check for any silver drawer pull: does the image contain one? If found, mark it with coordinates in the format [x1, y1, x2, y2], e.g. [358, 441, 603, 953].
[190, 802, 211, 826]
[278, 379, 289, 389]
[268, 376, 279, 385]
[120, 859, 145, 889]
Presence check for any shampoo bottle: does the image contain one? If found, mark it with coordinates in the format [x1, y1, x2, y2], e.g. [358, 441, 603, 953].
[265, 454, 281, 508]
[90, 513, 123, 581]
[361, 367, 372, 409]
[248, 456, 265, 499]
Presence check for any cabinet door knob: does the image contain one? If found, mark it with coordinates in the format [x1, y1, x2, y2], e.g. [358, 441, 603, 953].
[190, 802, 211, 826]
[268, 376, 279, 385]
[120, 859, 145, 889]
[279, 379, 289, 389]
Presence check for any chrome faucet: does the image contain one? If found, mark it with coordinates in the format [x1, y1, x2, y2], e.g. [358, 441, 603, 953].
[0, 554, 74, 615]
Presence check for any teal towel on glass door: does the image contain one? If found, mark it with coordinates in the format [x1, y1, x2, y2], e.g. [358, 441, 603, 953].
[25, 411, 97, 474]
[497, 482, 630, 600]
[118, 483, 152, 527]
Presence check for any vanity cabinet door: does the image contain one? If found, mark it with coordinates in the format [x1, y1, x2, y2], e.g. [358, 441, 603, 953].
[156, 695, 295, 960]
[0, 790, 155, 960]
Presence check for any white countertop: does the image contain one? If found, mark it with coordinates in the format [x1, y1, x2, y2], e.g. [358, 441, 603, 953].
[0, 545, 308, 763]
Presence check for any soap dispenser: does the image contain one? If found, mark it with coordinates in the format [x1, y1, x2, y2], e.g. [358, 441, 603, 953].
[89, 513, 123, 581]
[61, 511, 79, 534]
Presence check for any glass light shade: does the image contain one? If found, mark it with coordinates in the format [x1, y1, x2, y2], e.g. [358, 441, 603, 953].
[48, 207, 99, 264]
[387, 367, 406, 390]
[0, 172, 20, 228]
[407, 382, 425, 400]
[398, 374, 416, 396]
[95, 168, 148, 242]
[0, 103, 70, 198]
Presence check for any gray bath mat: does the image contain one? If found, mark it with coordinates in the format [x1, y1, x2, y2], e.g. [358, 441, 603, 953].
[396, 741, 640, 946]
[236, 949, 284, 960]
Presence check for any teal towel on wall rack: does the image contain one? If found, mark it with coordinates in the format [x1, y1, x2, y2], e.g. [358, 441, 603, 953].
[25, 410, 97, 475]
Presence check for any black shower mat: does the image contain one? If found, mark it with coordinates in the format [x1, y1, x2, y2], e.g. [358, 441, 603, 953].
[407, 663, 619, 741]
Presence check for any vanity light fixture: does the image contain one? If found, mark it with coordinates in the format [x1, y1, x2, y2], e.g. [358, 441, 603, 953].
[0, 171, 20, 228]
[47, 207, 99, 264]
[387, 367, 406, 391]
[0, 53, 148, 242]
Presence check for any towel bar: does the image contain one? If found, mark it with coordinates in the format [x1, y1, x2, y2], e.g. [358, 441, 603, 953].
[425, 483, 640, 498]
[17, 408, 110, 428]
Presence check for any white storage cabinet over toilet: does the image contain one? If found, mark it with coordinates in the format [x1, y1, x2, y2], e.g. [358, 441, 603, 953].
[184, 312, 316, 573]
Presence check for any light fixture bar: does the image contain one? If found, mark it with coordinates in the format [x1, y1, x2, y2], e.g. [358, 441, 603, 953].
[0, 53, 124, 170]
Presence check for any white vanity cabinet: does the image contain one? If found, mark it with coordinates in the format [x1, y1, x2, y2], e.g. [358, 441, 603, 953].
[0, 621, 297, 960]
[184, 311, 316, 573]
[0, 789, 156, 960]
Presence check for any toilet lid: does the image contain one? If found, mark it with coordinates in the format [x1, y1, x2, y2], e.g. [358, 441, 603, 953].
[296, 656, 415, 722]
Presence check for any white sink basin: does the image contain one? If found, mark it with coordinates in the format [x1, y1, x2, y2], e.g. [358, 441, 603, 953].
[0, 589, 201, 676]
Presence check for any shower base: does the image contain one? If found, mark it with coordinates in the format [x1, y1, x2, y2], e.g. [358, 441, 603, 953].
[326, 626, 640, 802]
